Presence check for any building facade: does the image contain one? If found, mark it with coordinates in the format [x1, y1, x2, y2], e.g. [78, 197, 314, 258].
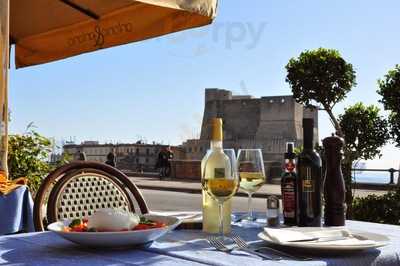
[63, 141, 184, 172]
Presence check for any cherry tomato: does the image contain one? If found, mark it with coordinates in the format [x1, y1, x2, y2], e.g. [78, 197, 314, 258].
[133, 224, 150, 230]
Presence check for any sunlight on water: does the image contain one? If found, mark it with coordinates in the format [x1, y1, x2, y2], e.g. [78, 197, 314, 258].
[353, 173, 398, 184]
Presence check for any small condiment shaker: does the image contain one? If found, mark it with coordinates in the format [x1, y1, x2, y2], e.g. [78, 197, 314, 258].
[266, 196, 280, 227]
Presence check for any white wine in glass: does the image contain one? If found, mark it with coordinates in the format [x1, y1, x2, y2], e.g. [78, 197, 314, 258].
[237, 149, 266, 221]
[239, 171, 265, 193]
[203, 178, 238, 201]
[201, 119, 239, 242]
[202, 161, 238, 241]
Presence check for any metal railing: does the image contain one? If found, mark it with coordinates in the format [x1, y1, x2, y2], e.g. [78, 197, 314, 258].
[352, 168, 400, 185]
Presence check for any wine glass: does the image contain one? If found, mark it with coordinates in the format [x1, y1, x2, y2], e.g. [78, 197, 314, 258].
[201, 149, 239, 242]
[224, 149, 237, 179]
[237, 149, 266, 221]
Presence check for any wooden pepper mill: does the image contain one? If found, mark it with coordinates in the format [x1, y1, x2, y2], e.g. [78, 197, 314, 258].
[323, 134, 346, 226]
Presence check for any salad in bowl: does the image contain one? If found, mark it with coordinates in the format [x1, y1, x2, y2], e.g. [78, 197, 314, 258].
[48, 208, 180, 247]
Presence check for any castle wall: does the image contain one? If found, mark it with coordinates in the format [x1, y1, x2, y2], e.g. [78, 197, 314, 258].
[186, 89, 319, 177]
[222, 99, 261, 141]
[256, 96, 298, 140]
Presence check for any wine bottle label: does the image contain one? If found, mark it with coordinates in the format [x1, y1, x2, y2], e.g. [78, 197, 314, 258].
[214, 168, 225, 178]
[303, 180, 313, 192]
[302, 167, 314, 192]
[282, 182, 295, 218]
[285, 161, 295, 172]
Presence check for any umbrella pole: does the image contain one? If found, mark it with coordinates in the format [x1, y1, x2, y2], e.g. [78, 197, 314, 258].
[0, 0, 9, 178]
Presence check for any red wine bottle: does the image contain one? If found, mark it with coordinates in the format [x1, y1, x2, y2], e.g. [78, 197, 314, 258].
[281, 142, 297, 226]
[297, 118, 322, 227]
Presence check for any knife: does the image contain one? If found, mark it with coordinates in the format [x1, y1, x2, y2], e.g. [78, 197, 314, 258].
[288, 236, 352, 243]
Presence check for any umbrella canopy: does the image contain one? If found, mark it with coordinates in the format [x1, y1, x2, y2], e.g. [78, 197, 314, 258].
[10, 0, 217, 68]
[0, 0, 217, 177]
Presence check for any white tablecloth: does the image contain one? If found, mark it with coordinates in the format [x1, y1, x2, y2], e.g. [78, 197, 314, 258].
[1, 220, 399, 265]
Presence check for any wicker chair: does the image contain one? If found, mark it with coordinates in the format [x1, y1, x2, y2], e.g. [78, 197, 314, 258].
[33, 161, 149, 231]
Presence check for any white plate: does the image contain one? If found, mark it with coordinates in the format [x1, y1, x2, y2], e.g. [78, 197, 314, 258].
[258, 227, 389, 252]
[48, 214, 181, 248]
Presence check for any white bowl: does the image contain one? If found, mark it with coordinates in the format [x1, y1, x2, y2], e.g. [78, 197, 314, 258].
[48, 214, 181, 248]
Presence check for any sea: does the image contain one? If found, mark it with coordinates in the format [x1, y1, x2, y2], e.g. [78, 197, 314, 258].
[352, 172, 398, 184]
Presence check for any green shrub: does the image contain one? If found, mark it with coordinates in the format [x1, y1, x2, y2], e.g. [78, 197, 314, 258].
[7, 126, 70, 196]
[352, 188, 400, 225]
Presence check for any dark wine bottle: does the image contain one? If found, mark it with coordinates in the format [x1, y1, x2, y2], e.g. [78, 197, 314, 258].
[297, 118, 322, 227]
[281, 142, 297, 226]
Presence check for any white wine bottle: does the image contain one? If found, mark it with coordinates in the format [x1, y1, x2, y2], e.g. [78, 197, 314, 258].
[202, 118, 232, 234]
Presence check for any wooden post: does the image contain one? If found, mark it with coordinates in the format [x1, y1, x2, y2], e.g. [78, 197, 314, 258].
[389, 168, 395, 185]
[0, 0, 9, 177]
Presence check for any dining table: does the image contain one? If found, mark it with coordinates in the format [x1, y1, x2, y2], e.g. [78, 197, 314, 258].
[0, 215, 399, 266]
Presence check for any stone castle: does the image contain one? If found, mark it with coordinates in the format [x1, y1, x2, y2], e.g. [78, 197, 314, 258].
[182, 89, 319, 170]
[61, 88, 319, 179]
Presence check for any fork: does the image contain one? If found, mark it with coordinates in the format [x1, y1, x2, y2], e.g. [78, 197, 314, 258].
[231, 233, 312, 261]
[207, 235, 280, 260]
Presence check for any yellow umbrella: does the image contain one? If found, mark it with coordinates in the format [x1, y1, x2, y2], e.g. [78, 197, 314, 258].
[0, 0, 217, 177]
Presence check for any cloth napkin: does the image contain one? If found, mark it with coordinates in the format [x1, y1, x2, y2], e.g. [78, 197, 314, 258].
[263, 227, 377, 246]
[0, 171, 28, 195]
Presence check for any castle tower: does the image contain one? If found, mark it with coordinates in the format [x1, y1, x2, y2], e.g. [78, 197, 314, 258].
[198, 88, 319, 162]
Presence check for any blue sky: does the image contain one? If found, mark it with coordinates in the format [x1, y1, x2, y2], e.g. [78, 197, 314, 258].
[9, 0, 400, 169]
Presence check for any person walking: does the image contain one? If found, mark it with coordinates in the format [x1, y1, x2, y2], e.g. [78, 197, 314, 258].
[77, 150, 87, 161]
[105, 151, 116, 167]
[165, 146, 174, 178]
[157, 148, 168, 180]
[157, 146, 174, 180]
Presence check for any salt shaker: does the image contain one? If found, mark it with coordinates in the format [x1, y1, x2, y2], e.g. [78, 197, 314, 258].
[267, 196, 280, 227]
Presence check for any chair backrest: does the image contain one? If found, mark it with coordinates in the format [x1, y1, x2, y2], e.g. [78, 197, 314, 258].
[34, 161, 149, 231]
